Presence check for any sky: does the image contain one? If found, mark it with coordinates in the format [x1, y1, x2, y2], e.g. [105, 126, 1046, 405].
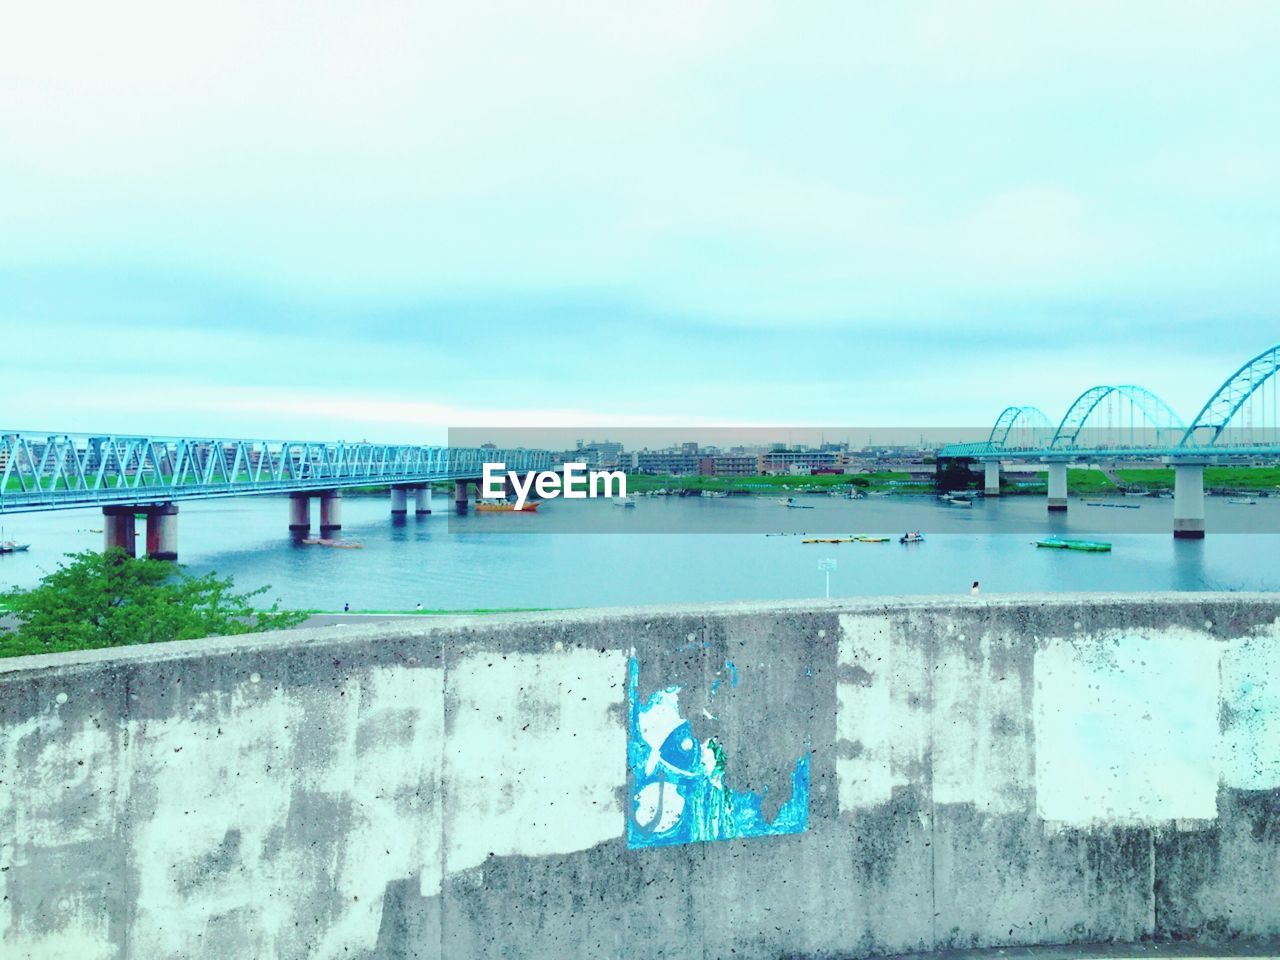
[3, 1, 1279, 441]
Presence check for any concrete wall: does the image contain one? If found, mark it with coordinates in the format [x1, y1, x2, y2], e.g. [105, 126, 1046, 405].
[2, 595, 1279, 960]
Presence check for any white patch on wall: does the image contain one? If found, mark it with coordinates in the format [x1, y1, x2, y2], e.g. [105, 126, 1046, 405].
[128, 685, 305, 959]
[128, 666, 446, 960]
[310, 666, 444, 957]
[1220, 629, 1280, 790]
[1034, 630, 1220, 825]
[836, 614, 927, 814]
[444, 648, 626, 875]
[932, 634, 1031, 815]
[0, 710, 123, 959]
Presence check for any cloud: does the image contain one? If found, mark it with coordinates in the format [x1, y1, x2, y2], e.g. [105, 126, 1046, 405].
[3, 1, 1280, 434]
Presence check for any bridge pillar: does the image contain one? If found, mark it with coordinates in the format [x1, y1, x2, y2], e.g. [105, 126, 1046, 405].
[1173, 463, 1206, 539]
[102, 507, 137, 558]
[144, 503, 178, 561]
[391, 487, 408, 515]
[289, 493, 311, 532]
[984, 461, 1001, 496]
[454, 480, 469, 515]
[414, 486, 432, 515]
[319, 491, 342, 533]
[1047, 462, 1068, 512]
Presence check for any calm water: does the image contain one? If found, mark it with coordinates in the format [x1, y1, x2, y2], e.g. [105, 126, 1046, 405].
[1, 493, 1278, 610]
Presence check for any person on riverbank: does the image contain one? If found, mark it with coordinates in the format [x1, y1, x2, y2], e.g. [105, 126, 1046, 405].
[971, 581, 980, 596]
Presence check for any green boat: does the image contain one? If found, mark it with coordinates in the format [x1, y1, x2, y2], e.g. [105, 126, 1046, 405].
[1035, 537, 1111, 552]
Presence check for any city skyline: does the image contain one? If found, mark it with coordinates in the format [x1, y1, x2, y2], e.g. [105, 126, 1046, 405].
[5, 3, 1280, 439]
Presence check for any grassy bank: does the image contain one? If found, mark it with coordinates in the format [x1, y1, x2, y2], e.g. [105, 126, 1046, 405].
[623, 472, 921, 495]
[1002, 466, 1280, 496]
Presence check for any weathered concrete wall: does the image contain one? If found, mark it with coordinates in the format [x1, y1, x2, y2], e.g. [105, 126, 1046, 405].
[2, 594, 1279, 959]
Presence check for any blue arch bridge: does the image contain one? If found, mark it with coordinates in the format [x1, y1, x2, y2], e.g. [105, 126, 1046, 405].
[938, 342, 1280, 537]
[0, 437, 561, 559]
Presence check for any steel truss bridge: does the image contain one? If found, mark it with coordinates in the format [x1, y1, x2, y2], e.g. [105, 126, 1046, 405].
[0, 434, 558, 514]
[939, 343, 1280, 462]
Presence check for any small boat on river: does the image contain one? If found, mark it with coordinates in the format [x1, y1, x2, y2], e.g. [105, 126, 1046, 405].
[476, 500, 542, 512]
[1034, 537, 1111, 552]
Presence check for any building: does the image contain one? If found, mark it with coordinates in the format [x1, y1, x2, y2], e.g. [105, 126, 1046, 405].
[633, 451, 703, 475]
[574, 440, 625, 468]
[758, 449, 845, 474]
[697, 455, 757, 477]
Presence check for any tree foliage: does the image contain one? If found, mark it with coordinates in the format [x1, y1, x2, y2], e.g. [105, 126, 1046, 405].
[1, 550, 306, 659]
[935, 457, 976, 492]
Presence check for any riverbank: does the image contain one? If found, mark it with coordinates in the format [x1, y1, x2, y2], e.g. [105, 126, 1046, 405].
[623, 471, 920, 495]
[1004, 466, 1280, 496]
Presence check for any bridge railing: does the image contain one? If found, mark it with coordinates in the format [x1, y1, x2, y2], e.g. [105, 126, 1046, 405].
[0, 433, 560, 512]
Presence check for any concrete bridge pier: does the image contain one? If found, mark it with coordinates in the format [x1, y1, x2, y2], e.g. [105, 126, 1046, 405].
[390, 487, 408, 515]
[102, 507, 137, 558]
[144, 503, 178, 560]
[414, 486, 432, 515]
[1046, 461, 1068, 512]
[104, 503, 178, 560]
[984, 461, 1001, 496]
[454, 480, 469, 515]
[289, 493, 311, 532]
[319, 491, 342, 534]
[1172, 462, 1207, 539]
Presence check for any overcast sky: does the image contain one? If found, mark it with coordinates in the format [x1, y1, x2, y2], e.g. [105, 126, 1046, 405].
[3, 2, 1279, 440]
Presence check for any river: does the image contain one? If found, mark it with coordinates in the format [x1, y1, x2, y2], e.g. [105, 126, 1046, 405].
[1, 492, 1277, 610]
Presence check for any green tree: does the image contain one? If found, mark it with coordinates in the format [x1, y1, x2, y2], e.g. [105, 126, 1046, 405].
[0, 549, 306, 659]
[935, 457, 976, 492]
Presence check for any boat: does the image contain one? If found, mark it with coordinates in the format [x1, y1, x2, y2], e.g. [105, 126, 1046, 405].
[899, 533, 925, 544]
[1227, 497, 1258, 505]
[0, 527, 30, 554]
[701, 490, 728, 498]
[802, 537, 857, 544]
[1034, 537, 1111, 552]
[613, 498, 636, 508]
[948, 497, 973, 507]
[1083, 501, 1140, 509]
[784, 498, 814, 509]
[476, 500, 541, 512]
[855, 535, 889, 543]
[300, 538, 364, 549]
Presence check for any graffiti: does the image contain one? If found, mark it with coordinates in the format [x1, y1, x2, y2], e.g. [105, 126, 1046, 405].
[627, 656, 809, 848]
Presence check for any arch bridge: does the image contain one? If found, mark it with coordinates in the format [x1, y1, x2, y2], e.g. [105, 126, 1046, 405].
[939, 343, 1280, 536]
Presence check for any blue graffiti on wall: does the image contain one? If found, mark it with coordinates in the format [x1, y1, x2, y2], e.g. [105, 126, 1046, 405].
[627, 656, 809, 848]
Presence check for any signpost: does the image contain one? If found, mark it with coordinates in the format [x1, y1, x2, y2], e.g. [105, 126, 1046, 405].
[818, 557, 836, 598]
